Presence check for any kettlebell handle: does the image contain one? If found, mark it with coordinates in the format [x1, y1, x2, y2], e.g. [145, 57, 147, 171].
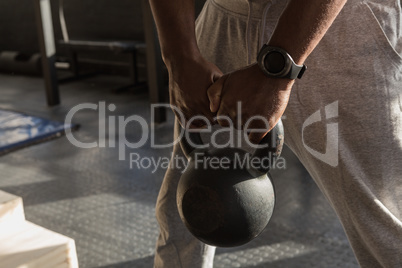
[179, 120, 284, 164]
[251, 119, 284, 174]
[179, 127, 205, 158]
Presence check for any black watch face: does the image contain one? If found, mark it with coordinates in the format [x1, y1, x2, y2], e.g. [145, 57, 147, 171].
[264, 51, 286, 74]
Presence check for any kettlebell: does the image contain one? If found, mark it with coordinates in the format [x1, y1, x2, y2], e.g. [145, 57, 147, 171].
[177, 120, 284, 247]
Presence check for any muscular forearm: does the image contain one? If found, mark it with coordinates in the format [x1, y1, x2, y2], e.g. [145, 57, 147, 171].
[148, 0, 200, 66]
[268, 0, 347, 65]
[207, 0, 348, 139]
[149, 0, 223, 126]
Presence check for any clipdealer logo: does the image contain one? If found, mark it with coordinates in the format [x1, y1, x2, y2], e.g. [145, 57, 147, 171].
[301, 101, 339, 167]
[64, 101, 338, 170]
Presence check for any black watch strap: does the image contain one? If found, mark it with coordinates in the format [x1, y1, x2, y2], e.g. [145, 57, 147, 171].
[287, 63, 307, 79]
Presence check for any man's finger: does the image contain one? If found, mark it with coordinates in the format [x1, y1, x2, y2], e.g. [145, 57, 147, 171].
[246, 118, 271, 145]
[248, 131, 267, 146]
[207, 75, 228, 113]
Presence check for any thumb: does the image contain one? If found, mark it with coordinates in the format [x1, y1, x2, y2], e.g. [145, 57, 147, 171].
[248, 131, 267, 146]
[207, 74, 228, 113]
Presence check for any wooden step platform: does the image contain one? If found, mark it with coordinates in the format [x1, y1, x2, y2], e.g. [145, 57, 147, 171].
[0, 190, 25, 227]
[0, 190, 79, 268]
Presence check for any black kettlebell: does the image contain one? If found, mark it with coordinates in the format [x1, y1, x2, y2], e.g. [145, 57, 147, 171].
[177, 120, 284, 247]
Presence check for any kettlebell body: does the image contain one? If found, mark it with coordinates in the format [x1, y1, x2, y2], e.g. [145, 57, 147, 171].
[177, 120, 284, 247]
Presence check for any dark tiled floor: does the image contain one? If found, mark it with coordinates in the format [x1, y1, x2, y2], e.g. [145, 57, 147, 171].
[0, 73, 358, 267]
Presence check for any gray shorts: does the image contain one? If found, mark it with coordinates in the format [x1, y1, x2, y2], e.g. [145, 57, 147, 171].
[154, 1, 402, 267]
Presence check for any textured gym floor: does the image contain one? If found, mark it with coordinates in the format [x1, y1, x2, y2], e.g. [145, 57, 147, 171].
[0, 73, 359, 267]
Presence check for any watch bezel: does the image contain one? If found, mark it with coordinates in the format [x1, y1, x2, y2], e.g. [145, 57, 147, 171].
[257, 45, 307, 79]
[263, 47, 291, 77]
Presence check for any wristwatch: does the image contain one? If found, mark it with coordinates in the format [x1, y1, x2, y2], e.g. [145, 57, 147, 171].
[257, 45, 307, 79]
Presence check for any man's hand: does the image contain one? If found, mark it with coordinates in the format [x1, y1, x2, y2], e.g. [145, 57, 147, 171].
[167, 54, 223, 128]
[206, 0, 347, 143]
[148, 0, 223, 128]
[207, 64, 293, 144]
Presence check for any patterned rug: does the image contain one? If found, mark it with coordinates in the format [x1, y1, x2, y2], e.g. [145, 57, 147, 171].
[0, 109, 77, 155]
